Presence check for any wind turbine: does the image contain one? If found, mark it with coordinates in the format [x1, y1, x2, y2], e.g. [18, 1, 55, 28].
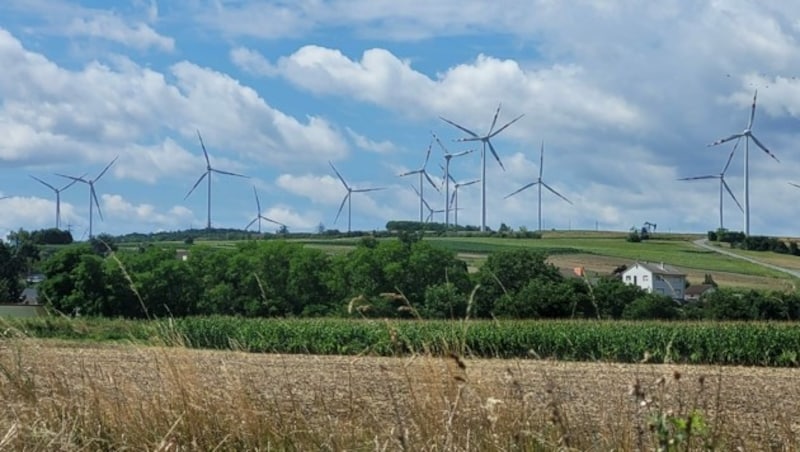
[398, 140, 439, 223]
[57, 156, 118, 239]
[432, 132, 474, 230]
[440, 103, 524, 232]
[330, 161, 385, 233]
[790, 182, 800, 190]
[410, 185, 447, 223]
[504, 142, 572, 232]
[678, 140, 743, 230]
[185, 130, 248, 230]
[29, 175, 82, 229]
[708, 90, 779, 235]
[450, 178, 480, 230]
[245, 186, 285, 233]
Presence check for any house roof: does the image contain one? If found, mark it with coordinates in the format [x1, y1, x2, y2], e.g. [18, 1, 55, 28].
[685, 284, 715, 296]
[626, 261, 686, 276]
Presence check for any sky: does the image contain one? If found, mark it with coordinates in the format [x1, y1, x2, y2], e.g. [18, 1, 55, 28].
[2, 1, 800, 239]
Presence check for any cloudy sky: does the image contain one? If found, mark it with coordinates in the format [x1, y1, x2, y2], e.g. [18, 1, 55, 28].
[2, 1, 800, 238]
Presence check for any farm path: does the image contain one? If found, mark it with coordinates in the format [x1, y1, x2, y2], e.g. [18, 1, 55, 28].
[692, 239, 800, 280]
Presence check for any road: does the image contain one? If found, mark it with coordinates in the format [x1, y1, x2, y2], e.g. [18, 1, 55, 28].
[692, 239, 800, 279]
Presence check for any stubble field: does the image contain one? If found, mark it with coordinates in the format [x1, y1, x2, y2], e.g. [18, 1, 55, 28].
[1, 340, 798, 450]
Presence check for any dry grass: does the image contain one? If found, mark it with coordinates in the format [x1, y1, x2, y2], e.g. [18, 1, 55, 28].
[1, 339, 799, 450]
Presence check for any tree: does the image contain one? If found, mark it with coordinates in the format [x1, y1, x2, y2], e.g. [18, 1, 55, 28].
[621, 294, 682, 320]
[0, 241, 24, 302]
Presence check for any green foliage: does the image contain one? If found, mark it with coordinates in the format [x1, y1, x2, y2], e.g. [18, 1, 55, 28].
[0, 241, 25, 302]
[622, 294, 683, 320]
[30, 228, 73, 245]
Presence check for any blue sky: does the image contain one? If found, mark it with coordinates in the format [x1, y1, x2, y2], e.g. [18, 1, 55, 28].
[2, 1, 800, 238]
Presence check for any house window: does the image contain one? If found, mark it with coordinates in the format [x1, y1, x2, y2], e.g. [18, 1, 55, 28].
[656, 288, 664, 294]
[643, 275, 649, 282]
[625, 275, 631, 281]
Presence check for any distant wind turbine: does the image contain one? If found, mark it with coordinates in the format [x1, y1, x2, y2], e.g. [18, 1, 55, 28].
[504, 142, 572, 232]
[708, 90, 779, 235]
[245, 186, 285, 233]
[57, 156, 118, 239]
[432, 132, 474, 230]
[185, 130, 249, 230]
[30, 175, 82, 230]
[398, 139, 439, 223]
[330, 161, 385, 233]
[450, 178, 480, 230]
[410, 185, 447, 223]
[440, 103, 524, 231]
[678, 139, 743, 230]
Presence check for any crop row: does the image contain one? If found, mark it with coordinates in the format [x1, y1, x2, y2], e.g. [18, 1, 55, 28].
[3, 316, 799, 367]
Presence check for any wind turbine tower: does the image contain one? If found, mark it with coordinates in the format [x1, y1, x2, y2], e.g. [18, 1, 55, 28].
[432, 132, 473, 230]
[185, 130, 249, 230]
[57, 156, 118, 239]
[398, 140, 439, 224]
[504, 142, 572, 232]
[30, 175, 82, 229]
[330, 161, 385, 233]
[440, 103, 524, 232]
[708, 90, 779, 235]
[678, 140, 743, 230]
[245, 186, 285, 233]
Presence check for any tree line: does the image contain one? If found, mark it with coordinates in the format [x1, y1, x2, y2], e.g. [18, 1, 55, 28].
[22, 234, 800, 321]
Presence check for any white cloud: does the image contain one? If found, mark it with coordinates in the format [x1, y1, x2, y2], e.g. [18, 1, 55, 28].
[346, 128, 397, 154]
[65, 15, 174, 52]
[230, 46, 277, 76]
[101, 194, 194, 227]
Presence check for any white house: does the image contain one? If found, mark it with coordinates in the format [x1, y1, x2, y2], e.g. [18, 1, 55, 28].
[621, 262, 686, 300]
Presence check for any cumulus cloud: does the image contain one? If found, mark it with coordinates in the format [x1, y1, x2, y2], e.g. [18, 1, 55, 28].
[101, 194, 194, 227]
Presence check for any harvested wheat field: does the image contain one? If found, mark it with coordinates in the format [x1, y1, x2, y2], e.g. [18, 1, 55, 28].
[1, 340, 799, 450]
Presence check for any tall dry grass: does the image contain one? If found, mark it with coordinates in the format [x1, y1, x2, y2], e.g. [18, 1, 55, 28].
[2, 336, 799, 450]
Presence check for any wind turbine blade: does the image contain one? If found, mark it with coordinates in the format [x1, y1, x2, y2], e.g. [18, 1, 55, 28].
[423, 171, 440, 192]
[353, 187, 386, 193]
[185, 172, 208, 199]
[449, 190, 457, 206]
[59, 173, 85, 191]
[488, 103, 502, 135]
[260, 215, 285, 226]
[708, 133, 743, 147]
[487, 140, 506, 171]
[439, 116, 479, 138]
[462, 179, 480, 187]
[423, 140, 432, 168]
[94, 156, 118, 182]
[749, 134, 780, 162]
[253, 186, 261, 213]
[197, 130, 211, 167]
[212, 168, 249, 178]
[91, 186, 103, 221]
[334, 193, 349, 224]
[397, 169, 420, 177]
[244, 217, 258, 231]
[30, 175, 56, 191]
[542, 181, 573, 205]
[488, 114, 525, 138]
[789, 182, 800, 190]
[452, 149, 475, 158]
[677, 175, 717, 181]
[328, 161, 350, 189]
[432, 132, 449, 154]
[410, 184, 421, 197]
[539, 141, 545, 179]
[505, 182, 538, 199]
[748, 90, 757, 130]
[56, 173, 86, 183]
[721, 138, 741, 175]
[722, 179, 743, 212]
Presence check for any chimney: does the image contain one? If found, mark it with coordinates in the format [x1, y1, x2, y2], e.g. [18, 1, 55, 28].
[659, 262, 664, 270]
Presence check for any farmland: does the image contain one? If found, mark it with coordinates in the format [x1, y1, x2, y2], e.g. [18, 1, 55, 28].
[1, 339, 798, 450]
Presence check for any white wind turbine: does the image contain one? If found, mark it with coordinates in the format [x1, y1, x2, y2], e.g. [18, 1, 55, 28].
[245, 186, 285, 233]
[30, 174, 82, 229]
[410, 185, 446, 223]
[57, 156, 118, 239]
[708, 90, 779, 235]
[330, 161, 385, 233]
[440, 104, 524, 232]
[678, 140, 743, 231]
[450, 178, 479, 230]
[398, 140, 439, 223]
[504, 142, 572, 232]
[432, 132, 474, 230]
[185, 130, 249, 230]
